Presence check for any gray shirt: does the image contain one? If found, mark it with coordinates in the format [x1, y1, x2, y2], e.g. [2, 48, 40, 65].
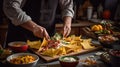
[3, 0, 74, 26]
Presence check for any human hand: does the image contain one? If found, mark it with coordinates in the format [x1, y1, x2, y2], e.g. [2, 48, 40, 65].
[62, 16, 72, 37]
[63, 23, 71, 37]
[33, 25, 50, 40]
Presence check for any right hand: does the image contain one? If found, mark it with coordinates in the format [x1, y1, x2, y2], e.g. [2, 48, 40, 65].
[33, 25, 50, 40]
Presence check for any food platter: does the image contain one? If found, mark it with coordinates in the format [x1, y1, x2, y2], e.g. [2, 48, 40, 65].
[29, 44, 102, 62]
[27, 33, 103, 62]
[81, 27, 120, 39]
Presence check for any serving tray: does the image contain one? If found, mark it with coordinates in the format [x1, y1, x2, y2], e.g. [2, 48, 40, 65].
[29, 44, 103, 62]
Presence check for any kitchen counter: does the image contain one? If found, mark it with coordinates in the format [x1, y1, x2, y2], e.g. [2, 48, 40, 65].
[0, 20, 97, 29]
[56, 20, 98, 36]
[56, 20, 98, 27]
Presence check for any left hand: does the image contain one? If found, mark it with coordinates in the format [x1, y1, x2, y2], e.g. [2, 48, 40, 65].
[63, 23, 71, 37]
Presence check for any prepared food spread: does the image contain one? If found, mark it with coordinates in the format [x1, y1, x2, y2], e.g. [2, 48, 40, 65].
[27, 33, 97, 57]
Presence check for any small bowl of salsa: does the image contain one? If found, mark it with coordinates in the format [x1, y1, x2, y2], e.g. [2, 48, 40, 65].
[8, 41, 28, 52]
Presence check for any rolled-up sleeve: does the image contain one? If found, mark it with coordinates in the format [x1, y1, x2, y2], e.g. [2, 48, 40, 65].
[3, 0, 31, 26]
[59, 0, 74, 18]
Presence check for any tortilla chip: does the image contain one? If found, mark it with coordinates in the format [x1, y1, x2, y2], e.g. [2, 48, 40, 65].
[80, 39, 94, 49]
[74, 35, 81, 41]
[27, 40, 41, 49]
[41, 48, 56, 57]
[64, 45, 83, 53]
[56, 46, 66, 55]
[38, 38, 48, 51]
[41, 38, 48, 47]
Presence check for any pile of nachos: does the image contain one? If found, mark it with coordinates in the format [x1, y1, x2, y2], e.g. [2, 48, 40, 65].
[27, 33, 95, 57]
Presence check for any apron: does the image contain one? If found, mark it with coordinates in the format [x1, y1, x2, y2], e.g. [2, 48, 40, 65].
[6, 0, 58, 46]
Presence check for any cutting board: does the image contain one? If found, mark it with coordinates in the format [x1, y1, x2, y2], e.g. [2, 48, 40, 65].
[29, 44, 103, 62]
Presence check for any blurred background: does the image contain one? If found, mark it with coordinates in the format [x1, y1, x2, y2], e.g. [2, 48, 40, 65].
[0, 0, 120, 45]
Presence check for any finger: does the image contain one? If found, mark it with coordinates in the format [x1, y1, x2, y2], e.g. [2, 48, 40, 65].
[64, 30, 69, 37]
[63, 27, 68, 37]
[43, 29, 50, 40]
[63, 28, 71, 37]
[63, 31, 67, 37]
[34, 32, 44, 38]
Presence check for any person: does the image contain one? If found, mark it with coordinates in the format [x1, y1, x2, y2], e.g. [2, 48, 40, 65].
[3, 0, 74, 47]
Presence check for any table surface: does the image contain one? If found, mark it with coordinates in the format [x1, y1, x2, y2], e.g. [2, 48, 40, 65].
[0, 40, 110, 67]
[36, 40, 110, 67]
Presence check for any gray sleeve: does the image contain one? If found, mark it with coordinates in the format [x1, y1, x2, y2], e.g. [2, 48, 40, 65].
[3, 0, 31, 26]
[59, 0, 74, 18]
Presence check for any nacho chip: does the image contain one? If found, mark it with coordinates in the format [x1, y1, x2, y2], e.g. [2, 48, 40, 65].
[41, 48, 56, 57]
[41, 38, 48, 47]
[27, 40, 41, 49]
[74, 35, 82, 41]
[80, 39, 94, 49]
[64, 45, 83, 53]
[38, 38, 48, 51]
[56, 46, 66, 55]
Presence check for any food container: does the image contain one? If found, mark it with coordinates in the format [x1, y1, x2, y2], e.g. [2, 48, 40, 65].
[109, 49, 120, 67]
[59, 56, 79, 67]
[98, 35, 119, 48]
[80, 57, 98, 67]
[8, 41, 28, 52]
[6, 53, 39, 67]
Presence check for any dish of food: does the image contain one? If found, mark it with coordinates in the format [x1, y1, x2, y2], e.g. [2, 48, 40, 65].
[8, 41, 28, 52]
[98, 35, 119, 48]
[59, 56, 78, 62]
[59, 56, 79, 67]
[10, 55, 35, 64]
[80, 57, 97, 67]
[6, 53, 39, 67]
[27, 33, 102, 62]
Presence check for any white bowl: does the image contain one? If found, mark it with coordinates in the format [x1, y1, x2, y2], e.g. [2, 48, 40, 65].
[6, 53, 39, 67]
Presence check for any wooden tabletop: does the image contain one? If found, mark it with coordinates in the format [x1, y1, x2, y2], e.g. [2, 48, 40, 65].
[56, 20, 98, 27]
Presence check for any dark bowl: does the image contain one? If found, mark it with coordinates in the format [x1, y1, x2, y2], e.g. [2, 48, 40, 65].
[6, 53, 39, 67]
[8, 41, 28, 52]
[59, 56, 79, 67]
[98, 35, 119, 48]
[109, 49, 120, 67]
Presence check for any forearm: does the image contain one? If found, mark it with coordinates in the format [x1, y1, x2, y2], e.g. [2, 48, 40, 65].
[20, 20, 38, 32]
[20, 20, 50, 39]
[63, 16, 72, 26]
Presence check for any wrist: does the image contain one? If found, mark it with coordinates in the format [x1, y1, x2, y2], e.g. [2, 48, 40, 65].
[63, 16, 72, 26]
[20, 20, 38, 32]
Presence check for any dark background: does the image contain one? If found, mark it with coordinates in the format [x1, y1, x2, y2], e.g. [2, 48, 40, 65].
[0, 0, 3, 24]
[0, 0, 119, 24]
